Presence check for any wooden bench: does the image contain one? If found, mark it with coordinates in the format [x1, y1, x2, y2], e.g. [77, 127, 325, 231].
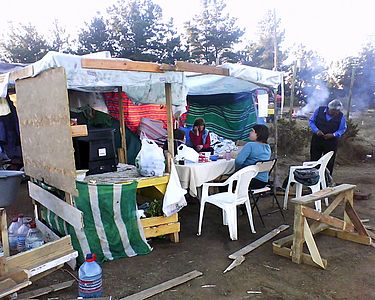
[273, 184, 372, 269]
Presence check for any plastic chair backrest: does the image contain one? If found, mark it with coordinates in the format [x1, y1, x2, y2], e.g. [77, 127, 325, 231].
[234, 165, 258, 200]
[317, 151, 334, 170]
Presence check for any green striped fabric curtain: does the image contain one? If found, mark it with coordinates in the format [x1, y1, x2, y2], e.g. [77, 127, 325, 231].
[186, 94, 257, 141]
[41, 181, 151, 264]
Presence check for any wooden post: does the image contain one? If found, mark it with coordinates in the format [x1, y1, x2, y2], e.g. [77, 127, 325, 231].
[273, 8, 278, 71]
[291, 204, 304, 264]
[1, 209, 9, 257]
[346, 67, 356, 120]
[289, 60, 297, 122]
[118, 87, 127, 164]
[165, 83, 174, 173]
[273, 88, 278, 194]
[280, 72, 285, 115]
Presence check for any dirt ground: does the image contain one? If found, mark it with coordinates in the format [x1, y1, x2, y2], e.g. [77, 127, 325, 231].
[11, 111, 375, 300]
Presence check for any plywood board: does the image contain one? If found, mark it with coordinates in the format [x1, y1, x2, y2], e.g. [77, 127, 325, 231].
[15, 67, 77, 195]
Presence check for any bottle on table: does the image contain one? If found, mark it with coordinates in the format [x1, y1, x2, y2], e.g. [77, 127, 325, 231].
[16, 220, 30, 252]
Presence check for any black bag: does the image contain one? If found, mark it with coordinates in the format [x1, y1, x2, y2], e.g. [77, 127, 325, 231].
[293, 168, 320, 186]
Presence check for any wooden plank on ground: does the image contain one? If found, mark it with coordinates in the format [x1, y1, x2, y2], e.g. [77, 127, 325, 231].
[291, 184, 356, 205]
[81, 58, 163, 73]
[71, 125, 88, 137]
[0, 270, 31, 299]
[120, 270, 203, 300]
[174, 61, 229, 76]
[29, 182, 84, 230]
[17, 280, 74, 299]
[228, 224, 289, 259]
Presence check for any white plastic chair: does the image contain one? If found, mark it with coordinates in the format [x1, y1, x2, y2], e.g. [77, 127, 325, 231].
[197, 165, 258, 240]
[283, 151, 334, 211]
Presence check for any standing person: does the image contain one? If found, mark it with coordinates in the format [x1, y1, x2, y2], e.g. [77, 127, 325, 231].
[309, 99, 347, 174]
[235, 124, 271, 189]
[189, 118, 214, 154]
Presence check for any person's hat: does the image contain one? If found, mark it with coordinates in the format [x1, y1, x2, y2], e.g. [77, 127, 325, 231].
[328, 99, 343, 111]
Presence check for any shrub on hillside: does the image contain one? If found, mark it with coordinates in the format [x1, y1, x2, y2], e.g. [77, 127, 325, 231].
[276, 119, 310, 155]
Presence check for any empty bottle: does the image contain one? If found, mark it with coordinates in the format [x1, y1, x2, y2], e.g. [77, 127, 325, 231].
[16, 220, 30, 252]
[8, 217, 20, 251]
[25, 222, 44, 251]
[79, 253, 103, 298]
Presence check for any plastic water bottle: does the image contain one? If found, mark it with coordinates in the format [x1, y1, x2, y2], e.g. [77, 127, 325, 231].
[79, 253, 103, 298]
[225, 149, 231, 161]
[25, 222, 44, 251]
[8, 217, 20, 251]
[17, 213, 24, 227]
[16, 220, 30, 252]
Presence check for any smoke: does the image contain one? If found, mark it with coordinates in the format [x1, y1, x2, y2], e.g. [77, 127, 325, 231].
[298, 80, 329, 116]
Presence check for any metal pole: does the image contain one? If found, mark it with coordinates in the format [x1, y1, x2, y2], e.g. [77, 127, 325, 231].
[273, 9, 278, 71]
[289, 60, 297, 122]
[347, 67, 356, 119]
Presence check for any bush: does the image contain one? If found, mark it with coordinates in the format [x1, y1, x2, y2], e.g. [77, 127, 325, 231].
[342, 118, 359, 140]
[276, 119, 310, 155]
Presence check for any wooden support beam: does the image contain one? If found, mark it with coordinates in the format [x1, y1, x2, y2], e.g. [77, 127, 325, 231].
[0, 209, 9, 257]
[291, 204, 305, 264]
[28, 182, 84, 230]
[120, 270, 203, 300]
[165, 82, 174, 173]
[344, 201, 368, 236]
[118, 87, 127, 163]
[81, 58, 163, 73]
[174, 61, 229, 76]
[301, 206, 355, 232]
[9, 65, 33, 81]
[321, 228, 372, 246]
[303, 218, 325, 269]
[71, 125, 88, 137]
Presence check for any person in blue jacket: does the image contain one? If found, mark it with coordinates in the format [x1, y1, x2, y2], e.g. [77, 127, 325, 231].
[309, 99, 347, 174]
[235, 124, 271, 189]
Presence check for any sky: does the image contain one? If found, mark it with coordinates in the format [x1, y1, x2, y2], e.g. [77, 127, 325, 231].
[1, 0, 374, 63]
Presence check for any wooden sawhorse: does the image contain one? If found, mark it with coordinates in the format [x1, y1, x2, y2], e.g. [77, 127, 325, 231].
[273, 184, 372, 269]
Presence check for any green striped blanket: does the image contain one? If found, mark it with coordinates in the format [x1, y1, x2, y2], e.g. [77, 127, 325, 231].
[41, 181, 151, 264]
[186, 97, 256, 141]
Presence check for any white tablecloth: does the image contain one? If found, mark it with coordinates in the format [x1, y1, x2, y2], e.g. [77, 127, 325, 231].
[175, 159, 235, 197]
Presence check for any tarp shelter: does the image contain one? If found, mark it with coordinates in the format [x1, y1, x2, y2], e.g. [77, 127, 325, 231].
[3, 52, 283, 263]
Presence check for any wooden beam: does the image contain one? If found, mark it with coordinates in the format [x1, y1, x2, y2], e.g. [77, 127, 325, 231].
[321, 228, 372, 246]
[344, 201, 368, 236]
[291, 184, 356, 205]
[17, 280, 74, 299]
[303, 218, 325, 269]
[120, 270, 203, 300]
[174, 61, 229, 76]
[118, 87, 127, 163]
[301, 206, 355, 232]
[291, 204, 305, 264]
[9, 65, 34, 81]
[141, 214, 178, 228]
[81, 58, 163, 73]
[71, 125, 88, 137]
[165, 82, 174, 173]
[28, 182, 84, 230]
[142, 223, 180, 239]
[0, 209, 9, 257]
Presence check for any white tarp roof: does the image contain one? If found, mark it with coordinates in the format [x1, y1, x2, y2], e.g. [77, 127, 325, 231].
[0, 51, 283, 104]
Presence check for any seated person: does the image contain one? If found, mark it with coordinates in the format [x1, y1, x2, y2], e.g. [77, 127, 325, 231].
[189, 118, 214, 154]
[163, 128, 186, 158]
[235, 124, 271, 189]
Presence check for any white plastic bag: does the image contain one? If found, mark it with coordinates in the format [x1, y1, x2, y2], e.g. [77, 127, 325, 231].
[162, 161, 187, 216]
[175, 144, 199, 163]
[135, 139, 165, 177]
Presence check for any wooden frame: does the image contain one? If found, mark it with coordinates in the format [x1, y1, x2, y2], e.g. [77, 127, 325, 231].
[273, 184, 372, 269]
[141, 213, 180, 243]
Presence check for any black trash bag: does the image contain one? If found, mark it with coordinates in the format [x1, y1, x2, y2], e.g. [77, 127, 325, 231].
[293, 168, 320, 186]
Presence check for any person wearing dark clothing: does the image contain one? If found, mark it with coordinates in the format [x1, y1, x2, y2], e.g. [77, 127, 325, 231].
[189, 118, 214, 154]
[163, 128, 185, 156]
[309, 99, 347, 174]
